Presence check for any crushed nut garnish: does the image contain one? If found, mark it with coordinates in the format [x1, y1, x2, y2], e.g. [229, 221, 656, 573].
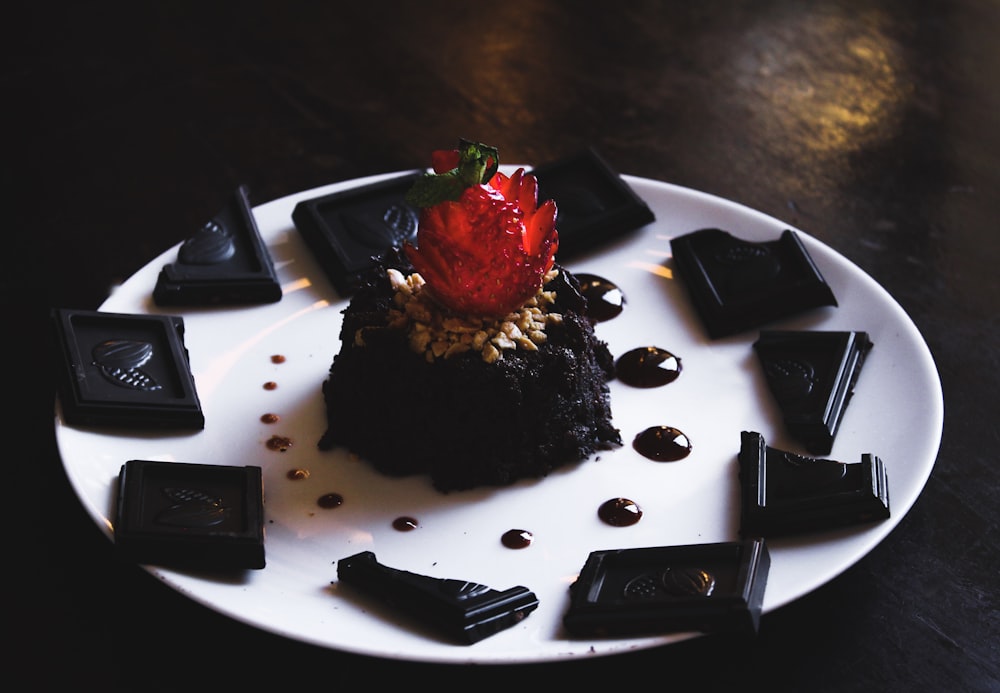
[359, 268, 562, 363]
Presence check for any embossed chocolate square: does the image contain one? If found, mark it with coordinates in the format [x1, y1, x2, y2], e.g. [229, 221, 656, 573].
[115, 459, 265, 570]
[738, 431, 890, 538]
[292, 172, 422, 296]
[754, 330, 873, 454]
[530, 147, 655, 259]
[563, 539, 770, 637]
[670, 228, 838, 338]
[337, 551, 539, 644]
[153, 185, 282, 306]
[51, 308, 204, 429]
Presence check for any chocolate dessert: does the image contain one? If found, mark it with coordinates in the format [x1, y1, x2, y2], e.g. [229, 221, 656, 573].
[563, 539, 771, 637]
[292, 172, 422, 296]
[336, 551, 539, 644]
[530, 147, 655, 259]
[737, 431, 890, 537]
[51, 308, 205, 429]
[753, 330, 873, 454]
[318, 254, 620, 491]
[115, 459, 265, 570]
[317, 141, 621, 491]
[670, 227, 837, 338]
[153, 185, 282, 306]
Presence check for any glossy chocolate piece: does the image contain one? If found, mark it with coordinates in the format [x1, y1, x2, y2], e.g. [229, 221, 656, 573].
[754, 330, 873, 454]
[336, 551, 539, 644]
[292, 172, 422, 295]
[563, 539, 770, 637]
[530, 147, 655, 259]
[738, 431, 890, 538]
[153, 185, 281, 305]
[51, 308, 204, 429]
[114, 459, 265, 570]
[670, 228, 838, 338]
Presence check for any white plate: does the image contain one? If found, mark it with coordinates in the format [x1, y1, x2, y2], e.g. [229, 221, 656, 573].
[54, 170, 943, 664]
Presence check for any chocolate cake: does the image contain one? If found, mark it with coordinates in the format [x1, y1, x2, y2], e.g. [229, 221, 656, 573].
[313, 141, 622, 491]
[318, 253, 620, 492]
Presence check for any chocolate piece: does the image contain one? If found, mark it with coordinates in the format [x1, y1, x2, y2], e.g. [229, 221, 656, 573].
[336, 551, 539, 644]
[738, 431, 890, 538]
[291, 172, 422, 295]
[115, 459, 265, 570]
[51, 308, 204, 429]
[153, 185, 282, 305]
[754, 330, 873, 454]
[563, 539, 770, 637]
[670, 228, 837, 338]
[530, 148, 655, 259]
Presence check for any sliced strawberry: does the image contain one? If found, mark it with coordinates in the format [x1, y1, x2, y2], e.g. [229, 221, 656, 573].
[404, 141, 559, 319]
[431, 148, 461, 173]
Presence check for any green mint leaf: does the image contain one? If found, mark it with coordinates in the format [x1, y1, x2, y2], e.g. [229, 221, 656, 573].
[405, 140, 500, 208]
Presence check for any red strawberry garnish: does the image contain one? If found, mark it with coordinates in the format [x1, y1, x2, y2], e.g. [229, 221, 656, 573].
[404, 140, 559, 319]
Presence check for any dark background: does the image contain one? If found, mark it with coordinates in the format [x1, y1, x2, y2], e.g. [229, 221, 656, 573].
[6, 1, 997, 690]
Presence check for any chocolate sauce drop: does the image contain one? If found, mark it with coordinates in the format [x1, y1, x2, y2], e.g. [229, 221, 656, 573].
[392, 516, 419, 531]
[317, 493, 344, 508]
[271, 354, 286, 364]
[633, 426, 692, 461]
[263, 381, 278, 390]
[266, 435, 292, 452]
[501, 529, 533, 549]
[260, 413, 280, 424]
[286, 468, 310, 480]
[575, 274, 625, 322]
[598, 498, 642, 526]
[615, 347, 682, 387]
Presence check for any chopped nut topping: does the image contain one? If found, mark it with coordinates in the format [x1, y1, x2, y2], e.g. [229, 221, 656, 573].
[358, 268, 563, 362]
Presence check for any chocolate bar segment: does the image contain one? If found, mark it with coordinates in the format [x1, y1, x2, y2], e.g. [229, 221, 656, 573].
[530, 147, 655, 259]
[738, 431, 890, 538]
[754, 330, 873, 454]
[115, 460, 265, 570]
[670, 228, 837, 338]
[51, 308, 204, 429]
[563, 539, 770, 637]
[336, 551, 539, 644]
[153, 185, 282, 306]
[292, 172, 422, 296]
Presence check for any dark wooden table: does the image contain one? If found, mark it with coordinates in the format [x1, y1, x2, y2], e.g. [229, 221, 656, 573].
[9, 1, 998, 690]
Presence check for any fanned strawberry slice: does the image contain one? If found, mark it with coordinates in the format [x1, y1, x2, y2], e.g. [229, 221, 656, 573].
[404, 140, 559, 319]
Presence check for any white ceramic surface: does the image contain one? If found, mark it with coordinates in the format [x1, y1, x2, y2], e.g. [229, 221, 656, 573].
[54, 170, 943, 663]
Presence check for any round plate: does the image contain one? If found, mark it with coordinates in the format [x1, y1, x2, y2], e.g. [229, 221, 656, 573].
[54, 171, 943, 663]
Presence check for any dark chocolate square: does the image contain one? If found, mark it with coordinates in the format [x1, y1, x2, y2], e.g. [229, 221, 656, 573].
[530, 147, 655, 259]
[51, 308, 204, 429]
[563, 539, 770, 637]
[738, 431, 890, 538]
[670, 228, 838, 338]
[291, 172, 422, 296]
[336, 551, 539, 644]
[754, 330, 873, 454]
[115, 459, 265, 570]
[153, 185, 282, 306]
